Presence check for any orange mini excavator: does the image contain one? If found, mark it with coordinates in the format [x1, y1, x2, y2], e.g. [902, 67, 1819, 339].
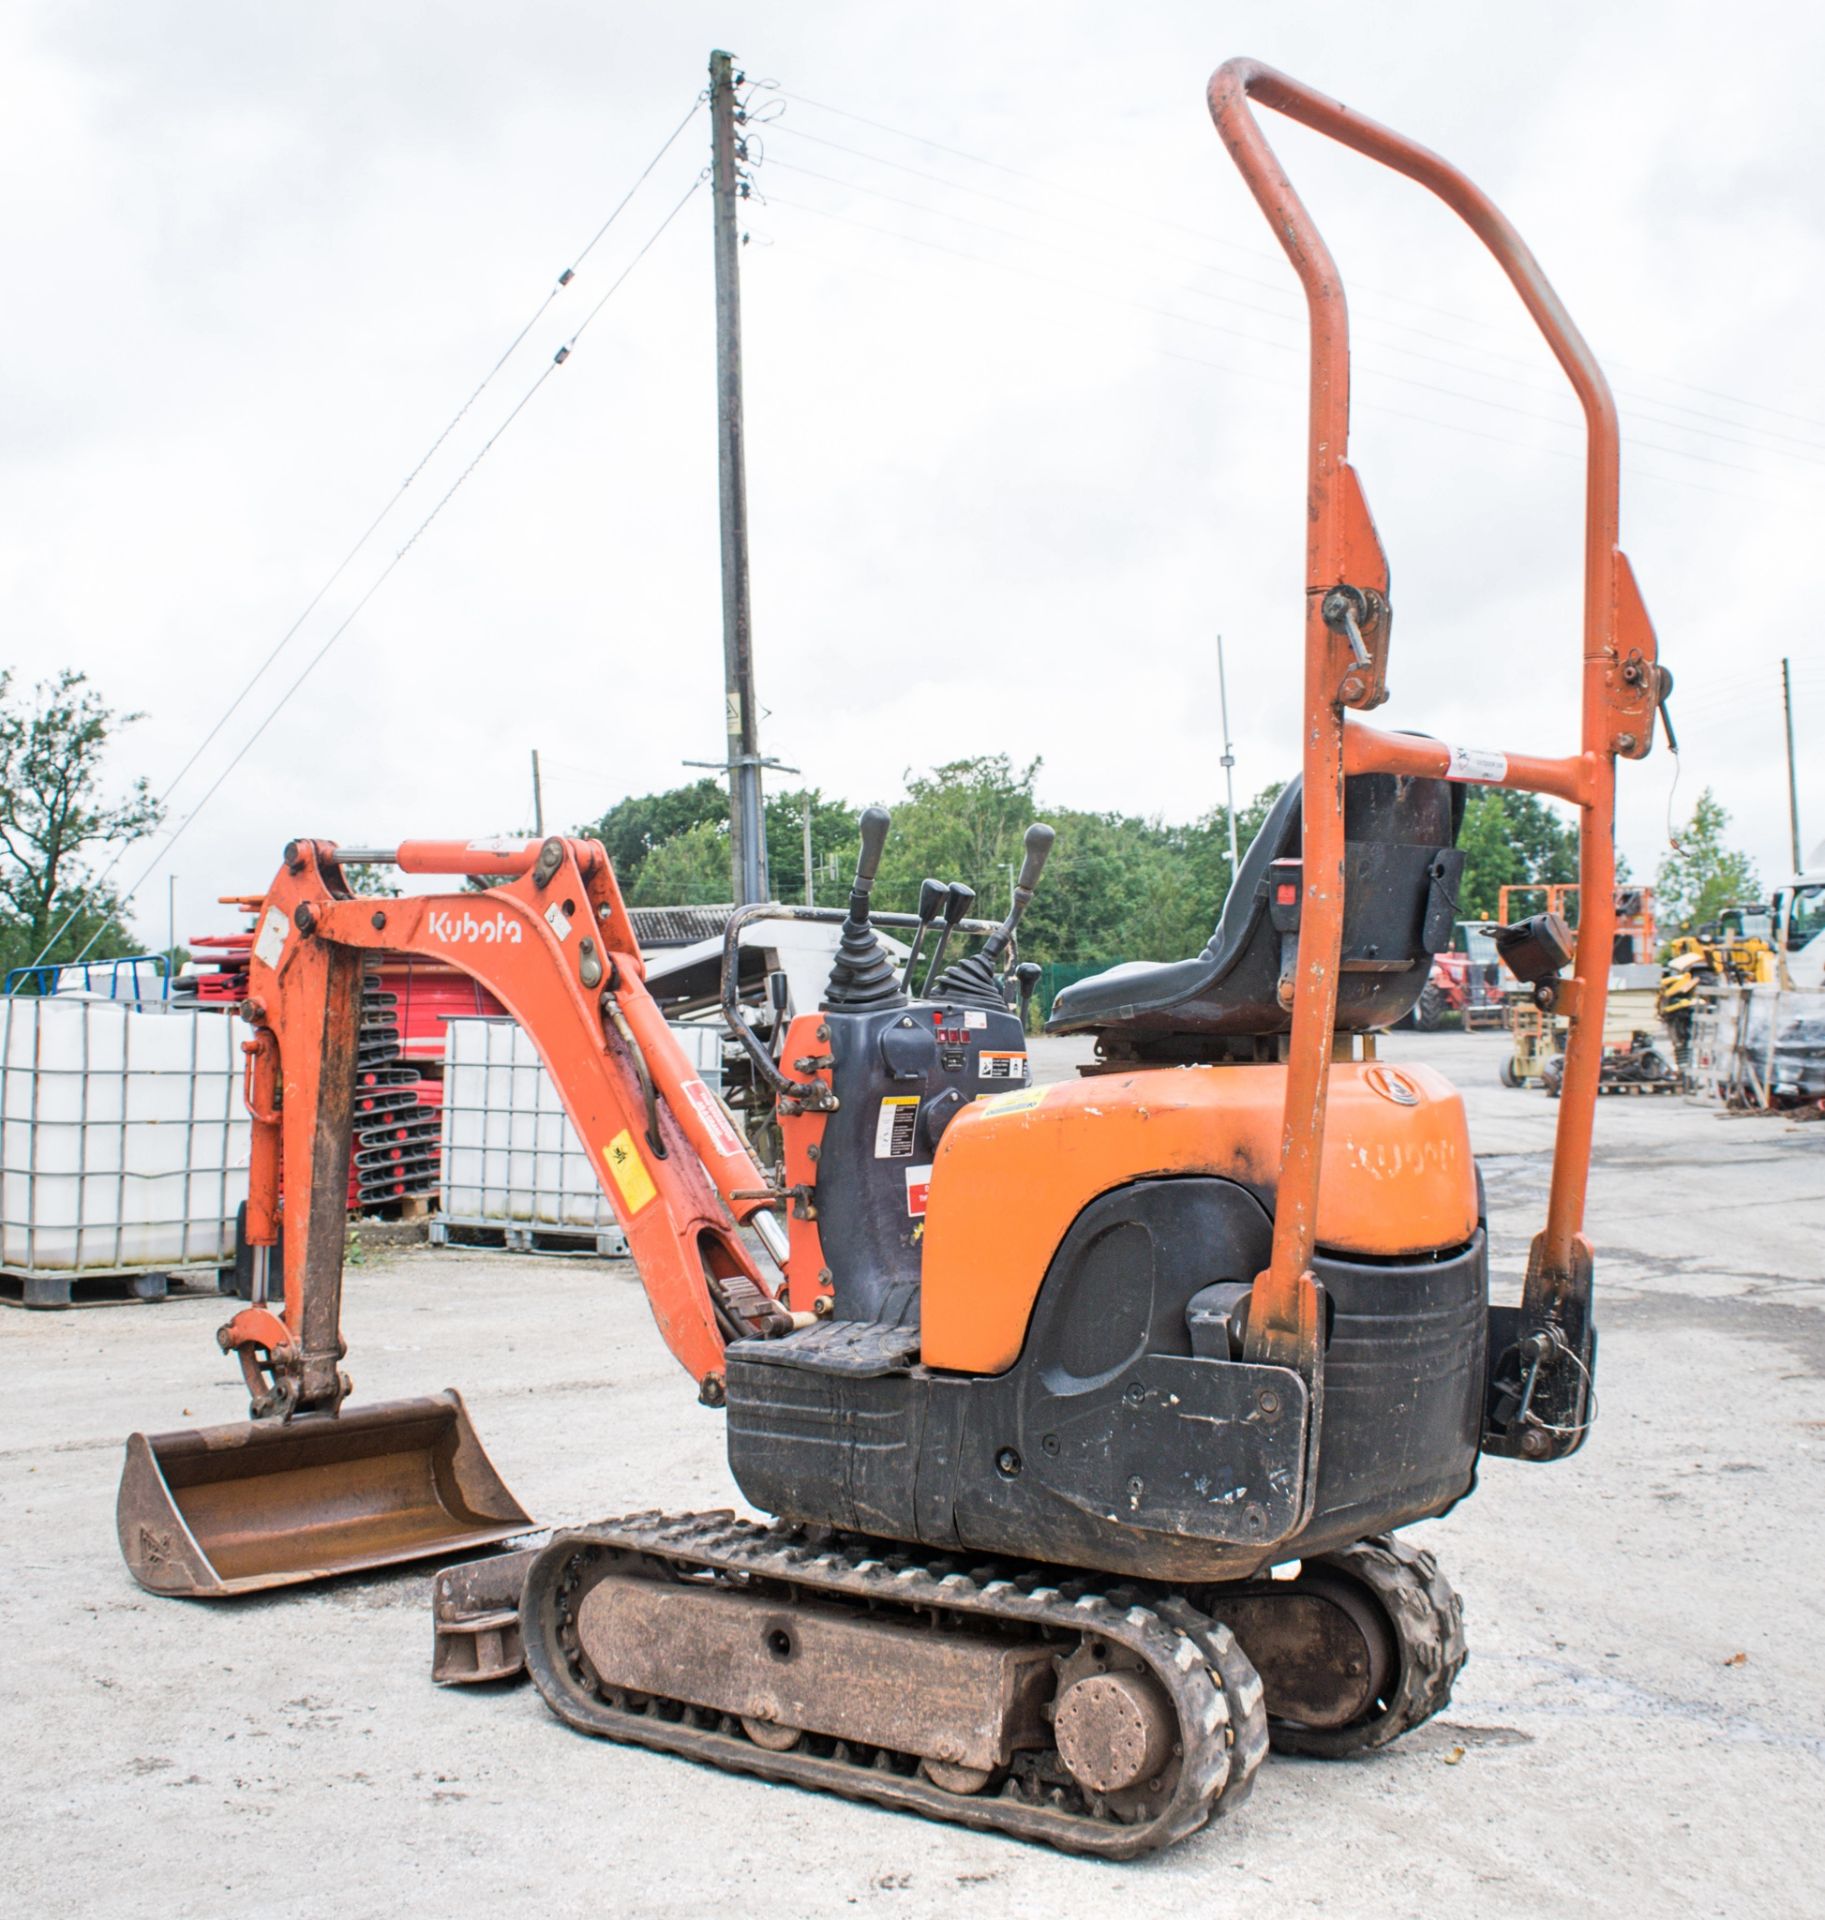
[119, 61, 1670, 1856]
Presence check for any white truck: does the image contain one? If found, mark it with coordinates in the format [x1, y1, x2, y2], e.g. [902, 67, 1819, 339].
[1774, 841, 1825, 991]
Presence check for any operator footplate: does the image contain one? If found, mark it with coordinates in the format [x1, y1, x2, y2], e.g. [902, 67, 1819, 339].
[519, 1510, 1267, 1858]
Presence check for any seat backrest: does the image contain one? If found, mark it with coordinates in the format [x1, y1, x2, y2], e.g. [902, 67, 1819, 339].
[1046, 769, 1467, 1041]
[1199, 771, 1467, 1033]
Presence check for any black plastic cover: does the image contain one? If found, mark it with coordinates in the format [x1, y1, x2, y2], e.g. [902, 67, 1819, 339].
[726, 1175, 1487, 1583]
[813, 998, 1028, 1328]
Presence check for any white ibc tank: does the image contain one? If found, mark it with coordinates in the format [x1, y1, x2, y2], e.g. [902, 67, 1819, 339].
[439, 1016, 727, 1234]
[0, 997, 250, 1274]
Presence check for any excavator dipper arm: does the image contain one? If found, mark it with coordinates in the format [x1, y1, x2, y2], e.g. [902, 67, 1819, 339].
[225, 834, 787, 1418]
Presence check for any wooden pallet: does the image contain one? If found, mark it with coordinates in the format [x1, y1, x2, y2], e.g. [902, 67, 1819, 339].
[0, 1266, 228, 1309]
[429, 1218, 629, 1259]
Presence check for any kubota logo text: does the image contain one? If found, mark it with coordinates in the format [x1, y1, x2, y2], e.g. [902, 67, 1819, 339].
[428, 909, 523, 945]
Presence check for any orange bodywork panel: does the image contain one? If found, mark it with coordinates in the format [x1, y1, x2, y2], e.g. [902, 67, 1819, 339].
[776, 1010, 835, 1318]
[920, 1063, 1476, 1376]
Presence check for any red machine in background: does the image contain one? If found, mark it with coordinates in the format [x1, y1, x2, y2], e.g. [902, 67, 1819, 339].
[186, 907, 507, 1221]
[1411, 887, 1658, 1033]
[1409, 920, 1506, 1031]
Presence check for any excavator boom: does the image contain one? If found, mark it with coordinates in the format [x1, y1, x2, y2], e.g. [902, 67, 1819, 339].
[120, 832, 789, 1596]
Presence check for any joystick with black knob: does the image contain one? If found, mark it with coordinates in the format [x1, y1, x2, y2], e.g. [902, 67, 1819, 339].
[919, 882, 976, 997]
[900, 878, 947, 994]
[1014, 961, 1042, 1028]
[821, 807, 905, 1011]
[931, 824, 1055, 1008]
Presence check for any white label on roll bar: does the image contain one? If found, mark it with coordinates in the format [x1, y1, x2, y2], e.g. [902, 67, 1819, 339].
[1445, 745, 1508, 783]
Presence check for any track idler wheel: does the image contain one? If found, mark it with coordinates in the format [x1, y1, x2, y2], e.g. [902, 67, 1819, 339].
[1205, 1534, 1466, 1758]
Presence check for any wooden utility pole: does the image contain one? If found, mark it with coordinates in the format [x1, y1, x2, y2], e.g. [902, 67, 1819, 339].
[709, 49, 768, 905]
[1217, 634, 1241, 877]
[1782, 656, 1803, 872]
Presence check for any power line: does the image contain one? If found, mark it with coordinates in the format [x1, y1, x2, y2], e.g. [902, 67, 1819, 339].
[52, 172, 705, 968]
[769, 122, 1825, 469]
[763, 219, 1797, 517]
[761, 157, 1825, 493]
[29, 107, 703, 975]
[777, 88, 1825, 448]
[145, 93, 709, 826]
[760, 192, 1816, 507]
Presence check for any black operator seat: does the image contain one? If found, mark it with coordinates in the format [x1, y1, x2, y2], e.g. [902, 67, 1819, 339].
[1047, 772, 1467, 1039]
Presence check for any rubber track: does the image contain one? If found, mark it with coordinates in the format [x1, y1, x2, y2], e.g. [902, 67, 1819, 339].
[521, 1509, 1267, 1859]
[1262, 1533, 1467, 1758]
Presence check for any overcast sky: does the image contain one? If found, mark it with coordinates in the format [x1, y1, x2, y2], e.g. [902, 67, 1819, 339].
[3, 1, 1820, 951]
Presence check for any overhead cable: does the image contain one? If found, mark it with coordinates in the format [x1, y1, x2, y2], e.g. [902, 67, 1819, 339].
[777, 89, 1825, 447]
[49, 170, 705, 969]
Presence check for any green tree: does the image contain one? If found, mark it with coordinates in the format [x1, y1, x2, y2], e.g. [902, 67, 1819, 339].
[340, 862, 402, 898]
[627, 819, 730, 906]
[872, 754, 1040, 922]
[577, 778, 729, 897]
[0, 670, 162, 979]
[1656, 788, 1761, 936]
[1454, 788, 1578, 921]
[763, 787, 858, 905]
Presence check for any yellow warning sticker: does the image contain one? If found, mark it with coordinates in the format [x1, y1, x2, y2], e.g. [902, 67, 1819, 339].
[979, 1084, 1049, 1116]
[602, 1129, 657, 1214]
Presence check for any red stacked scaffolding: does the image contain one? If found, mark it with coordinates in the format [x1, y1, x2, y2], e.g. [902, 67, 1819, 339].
[189, 920, 508, 1218]
[375, 959, 507, 1061]
[349, 973, 443, 1211]
[182, 928, 254, 1005]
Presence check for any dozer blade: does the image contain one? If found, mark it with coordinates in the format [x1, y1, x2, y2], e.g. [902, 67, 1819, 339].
[117, 1389, 532, 1597]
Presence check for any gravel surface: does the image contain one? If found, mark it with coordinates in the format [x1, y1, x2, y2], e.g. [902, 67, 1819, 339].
[2, 1030, 1819, 1918]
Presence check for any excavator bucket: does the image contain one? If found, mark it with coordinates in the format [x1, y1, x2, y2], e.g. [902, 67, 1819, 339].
[117, 1390, 531, 1597]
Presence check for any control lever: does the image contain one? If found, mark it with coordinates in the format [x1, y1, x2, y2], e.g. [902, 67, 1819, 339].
[847, 806, 890, 920]
[984, 823, 1056, 964]
[1014, 961, 1042, 1029]
[900, 877, 947, 993]
[822, 806, 905, 1012]
[766, 969, 793, 1061]
[928, 824, 1056, 1007]
[920, 883, 976, 998]
[1655, 664, 1679, 753]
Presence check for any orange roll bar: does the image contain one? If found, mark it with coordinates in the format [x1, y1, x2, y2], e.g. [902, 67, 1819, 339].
[1206, 59, 1664, 1375]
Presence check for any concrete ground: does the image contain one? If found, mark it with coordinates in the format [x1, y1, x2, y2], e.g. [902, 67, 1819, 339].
[2, 1028, 1820, 1919]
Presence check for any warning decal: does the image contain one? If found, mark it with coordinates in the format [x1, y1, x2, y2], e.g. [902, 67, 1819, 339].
[1444, 744, 1508, 784]
[978, 1051, 1027, 1082]
[544, 900, 573, 942]
[602, 1130, 657, 1214]
[874, 1096, 920, 1159]
[905, 1164, 933, 1217]
[980, 1084, 1048, 1116]
[683, 1078, 744, 1157]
